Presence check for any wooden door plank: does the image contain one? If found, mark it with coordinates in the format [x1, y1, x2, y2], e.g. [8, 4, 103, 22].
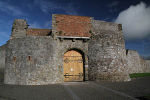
[63, 50, 83, 82]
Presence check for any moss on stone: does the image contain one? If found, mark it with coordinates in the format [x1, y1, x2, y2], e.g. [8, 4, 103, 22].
[130, 73, 150, 78]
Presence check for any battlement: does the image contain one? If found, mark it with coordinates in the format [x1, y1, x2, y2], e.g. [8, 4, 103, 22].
[27, 28, 52, 36]
[10, 14, 123, 39]
[11, 19, 28, 39]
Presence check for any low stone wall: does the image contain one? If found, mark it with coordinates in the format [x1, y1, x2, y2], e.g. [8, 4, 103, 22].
[126, 50, 150, 74]
[142, 60, 150, 72]
[126, 50, 142, 73]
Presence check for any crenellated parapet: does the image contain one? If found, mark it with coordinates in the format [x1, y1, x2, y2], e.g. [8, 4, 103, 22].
[11, 19, 28, 39]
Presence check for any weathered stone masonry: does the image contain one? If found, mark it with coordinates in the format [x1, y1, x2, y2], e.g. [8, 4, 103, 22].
[0, 44, 6, 80]
[52, 14, 90, 81]
[88, 20, 130, 81]
[4, 36, 61, 85]
[4, 15, 91, 85]
[0, 14, 150, 85]
[126, 50, 150, 74]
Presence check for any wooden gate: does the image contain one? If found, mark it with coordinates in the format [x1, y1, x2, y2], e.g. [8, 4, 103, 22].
[63, 50, 83, 82]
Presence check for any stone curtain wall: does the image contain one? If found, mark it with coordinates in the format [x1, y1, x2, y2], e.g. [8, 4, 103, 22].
[88, 20, 130, 82]
[4, 36, 63, 85]
[126, 50, 143, 73]
[0, 45, 6, 79]
[142, 60, 150, 72]
[126, 50, 150, 73]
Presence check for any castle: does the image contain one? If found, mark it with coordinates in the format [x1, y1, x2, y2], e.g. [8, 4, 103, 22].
[0, 14, 150, 85]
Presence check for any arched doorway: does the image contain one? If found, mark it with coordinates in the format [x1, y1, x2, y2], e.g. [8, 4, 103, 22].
[63, 50, 84, 82]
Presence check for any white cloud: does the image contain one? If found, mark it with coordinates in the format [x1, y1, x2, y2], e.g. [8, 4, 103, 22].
[115, 2, 150, 40]
[0, 1, 24, 16]
[33, 0, 78, 15]
[29, 22, 42, 28]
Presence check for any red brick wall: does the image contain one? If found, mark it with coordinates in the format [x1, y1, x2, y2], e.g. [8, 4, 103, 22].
[27, 28, 51, 36]
[54, 14, 91, 37]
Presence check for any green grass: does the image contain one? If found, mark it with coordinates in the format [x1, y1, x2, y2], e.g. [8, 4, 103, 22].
[145, 94, 150, 99]
[129, 73, 150, 78]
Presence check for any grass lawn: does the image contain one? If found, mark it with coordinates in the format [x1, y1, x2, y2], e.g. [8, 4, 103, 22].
[145, 94, 150, 99]
[129, 73, 150, 78]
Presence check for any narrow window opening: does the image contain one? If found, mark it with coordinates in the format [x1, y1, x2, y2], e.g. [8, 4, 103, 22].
[13, 57, 16, 62]
[28, 56, 31, 61]
[126, 49, 129, 55]
[118, 24, 122, 31]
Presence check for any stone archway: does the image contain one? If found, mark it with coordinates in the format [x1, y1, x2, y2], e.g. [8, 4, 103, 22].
[63, 50, 84, 82]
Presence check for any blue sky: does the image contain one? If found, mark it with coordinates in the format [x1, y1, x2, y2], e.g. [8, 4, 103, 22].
[0, 0, 150, 58]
